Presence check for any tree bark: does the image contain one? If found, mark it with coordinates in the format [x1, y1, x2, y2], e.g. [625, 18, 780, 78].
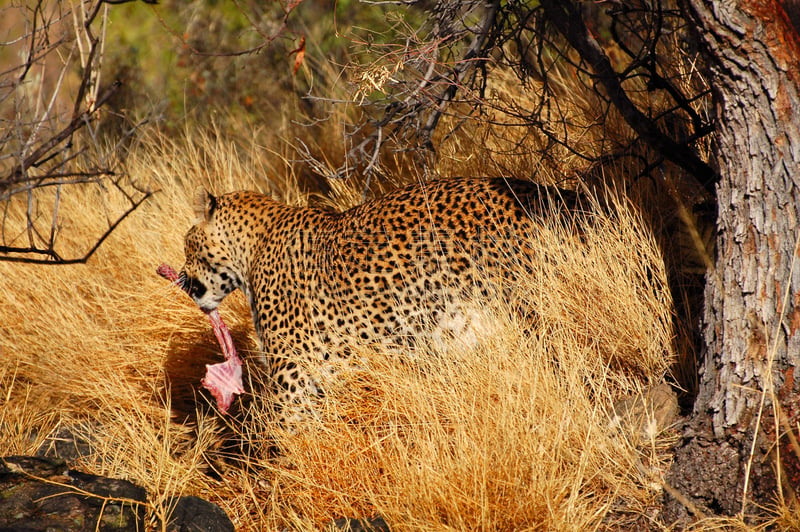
[665, 0, 800, 523]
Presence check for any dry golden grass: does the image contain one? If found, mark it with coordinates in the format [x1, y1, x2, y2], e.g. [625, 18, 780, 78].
[0, 119, 686, 530]
[0, 124, 783, 531]
[2, 5, 794, 527]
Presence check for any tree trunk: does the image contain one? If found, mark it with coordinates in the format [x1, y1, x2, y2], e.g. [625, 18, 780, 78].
[665, 0, 800, 523]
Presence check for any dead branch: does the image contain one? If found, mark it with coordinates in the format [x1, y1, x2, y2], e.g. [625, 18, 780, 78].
[0, 189, 153, 265]
[539, 0, 716, 194]
[335, 0, 715, 205]
[0, 0, 153, 264]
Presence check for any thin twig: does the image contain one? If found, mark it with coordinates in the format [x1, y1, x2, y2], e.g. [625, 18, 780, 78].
[0, 189, 154, 264]
[539, 0, 717, 195]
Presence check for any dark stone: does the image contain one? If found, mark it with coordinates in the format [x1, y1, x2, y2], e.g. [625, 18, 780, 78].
[328, 516, 390, 531]
[0, 456, 235, 532]
[34, 426, 94, 463]
[0, 456, 146, 531]
[165, 496, 235, 532]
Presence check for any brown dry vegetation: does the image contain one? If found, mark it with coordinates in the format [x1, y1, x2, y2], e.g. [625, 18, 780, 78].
[0, 112, 681, 529]
[0, 26, 790, 532]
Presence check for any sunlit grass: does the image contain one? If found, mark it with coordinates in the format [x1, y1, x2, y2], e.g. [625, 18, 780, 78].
[0, 66, 783, 530]
[0, 116, 684, 530]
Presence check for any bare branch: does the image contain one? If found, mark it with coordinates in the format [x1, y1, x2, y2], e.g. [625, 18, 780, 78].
[334, 0, 714, 212]
[0, 1, 153, 264]
[0, 188, 153, 264]
[539, 0, 716, 195]
[418, 0, 501, 146]
[4, 80, 121, 184]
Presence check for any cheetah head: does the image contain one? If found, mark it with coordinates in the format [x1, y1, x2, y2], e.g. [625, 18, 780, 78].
[179, 188, 242, 312]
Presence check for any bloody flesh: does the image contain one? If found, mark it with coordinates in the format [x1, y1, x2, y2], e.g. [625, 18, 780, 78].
[157, 263, 244, 412]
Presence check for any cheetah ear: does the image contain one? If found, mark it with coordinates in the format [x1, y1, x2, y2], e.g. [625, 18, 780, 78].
[192, 187, 218, 224]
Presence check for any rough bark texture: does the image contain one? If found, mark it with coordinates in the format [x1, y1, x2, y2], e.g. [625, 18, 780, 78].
[664, 0, 800, 524]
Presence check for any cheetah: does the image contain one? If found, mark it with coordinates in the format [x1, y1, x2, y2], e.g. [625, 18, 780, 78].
[179, 177, 582, 423]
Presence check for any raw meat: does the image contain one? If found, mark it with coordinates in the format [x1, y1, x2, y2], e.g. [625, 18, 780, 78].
[157, 263, 244, 412]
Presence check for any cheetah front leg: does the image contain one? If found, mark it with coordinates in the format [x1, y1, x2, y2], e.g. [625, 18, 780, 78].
[269, 357, 322, 427]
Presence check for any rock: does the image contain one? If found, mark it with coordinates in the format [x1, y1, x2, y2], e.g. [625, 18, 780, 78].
[0, 455, 146, 531]
[166, 496, 235, 532]
[610, 383, 680, 439]
[0, 456, 235, 532]
[34, 425, 95, 463]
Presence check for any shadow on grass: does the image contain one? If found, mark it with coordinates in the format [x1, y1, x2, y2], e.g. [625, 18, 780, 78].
[162, 324, 258, 424]
[160, 324, 282, 467]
